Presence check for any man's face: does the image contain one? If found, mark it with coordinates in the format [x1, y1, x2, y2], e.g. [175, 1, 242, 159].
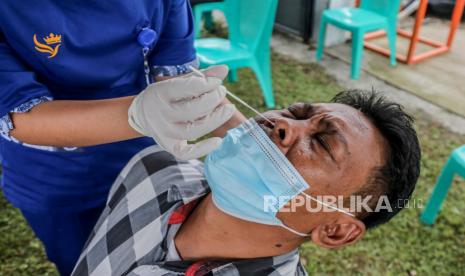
[256, 102, 387, 226]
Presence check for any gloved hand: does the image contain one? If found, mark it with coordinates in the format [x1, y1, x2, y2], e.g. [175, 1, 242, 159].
[128, 65, 236, 160]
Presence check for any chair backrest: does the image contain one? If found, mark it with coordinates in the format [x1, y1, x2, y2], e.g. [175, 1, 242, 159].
[360, 0, 402, 22]
[223, 0, 278, 53]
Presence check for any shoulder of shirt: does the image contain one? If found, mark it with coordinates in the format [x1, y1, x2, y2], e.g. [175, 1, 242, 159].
[109, 145, 208, 203]
[119, 145, 200, 178]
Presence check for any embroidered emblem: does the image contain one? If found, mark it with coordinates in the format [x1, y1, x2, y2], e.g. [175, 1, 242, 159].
[33, 33, 62, 58]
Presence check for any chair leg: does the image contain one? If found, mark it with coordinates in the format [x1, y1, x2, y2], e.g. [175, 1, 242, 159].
[316, 17, 328, 61]
[420, 157, 458, 225]
[228, 70, 238, 83]
[204, 12, 214, 30]
[387, 26, 397, 66]
[253, 55, 275, 108]
[351, 30, 364, 80]
[193, 6, 203, 39]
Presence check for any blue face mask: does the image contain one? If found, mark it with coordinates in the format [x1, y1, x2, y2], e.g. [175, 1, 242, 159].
[204, 118, 353, 237]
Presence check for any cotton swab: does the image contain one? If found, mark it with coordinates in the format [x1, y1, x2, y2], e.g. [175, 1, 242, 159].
[189, 66, 275, 126]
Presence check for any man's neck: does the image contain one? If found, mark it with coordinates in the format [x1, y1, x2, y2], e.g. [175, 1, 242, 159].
[174, 193, 304, 261]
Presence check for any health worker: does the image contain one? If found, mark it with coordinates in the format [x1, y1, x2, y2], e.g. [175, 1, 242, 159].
[0, 1, 240, 275]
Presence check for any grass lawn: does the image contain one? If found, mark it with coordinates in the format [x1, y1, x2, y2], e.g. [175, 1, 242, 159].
[1, 53, 464, 275]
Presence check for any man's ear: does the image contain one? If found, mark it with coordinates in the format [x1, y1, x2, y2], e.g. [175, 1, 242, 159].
[310, 218, 366, 249]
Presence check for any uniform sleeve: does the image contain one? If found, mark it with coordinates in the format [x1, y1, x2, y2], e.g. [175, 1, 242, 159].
[0, 33, 53, 137]
[150, 0, 197, 78]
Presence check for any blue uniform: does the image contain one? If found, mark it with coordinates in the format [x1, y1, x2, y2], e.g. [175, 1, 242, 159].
[0, 0, 196, 274]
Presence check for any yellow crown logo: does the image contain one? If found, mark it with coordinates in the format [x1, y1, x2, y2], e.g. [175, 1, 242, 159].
[44, 33, 62, 45]
[33, 33, 62, 58]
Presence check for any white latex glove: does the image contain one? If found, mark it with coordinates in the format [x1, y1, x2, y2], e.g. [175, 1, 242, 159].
[128, 65, 236, 160]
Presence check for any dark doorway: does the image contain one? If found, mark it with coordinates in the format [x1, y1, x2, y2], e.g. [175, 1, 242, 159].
[274, 0, 315, 42]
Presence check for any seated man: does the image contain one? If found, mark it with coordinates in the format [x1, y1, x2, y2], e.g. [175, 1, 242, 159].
[72, 90, 420, 276]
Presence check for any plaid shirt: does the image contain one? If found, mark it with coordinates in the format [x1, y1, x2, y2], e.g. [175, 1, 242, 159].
[72, 146, 308, 276]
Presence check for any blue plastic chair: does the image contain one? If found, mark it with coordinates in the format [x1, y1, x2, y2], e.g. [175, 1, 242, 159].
[420, 145, 465, 225]
[194, 0, 278, 108]
[316, 0, 401, 79]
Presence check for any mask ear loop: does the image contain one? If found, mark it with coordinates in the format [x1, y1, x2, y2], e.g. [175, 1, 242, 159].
[280, 222, 311, 237]
[278, 191, 355, 237]
[301, 191, 355, 217]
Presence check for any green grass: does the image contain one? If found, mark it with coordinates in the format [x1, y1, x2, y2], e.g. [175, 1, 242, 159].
[0, 192, 57, 275]
[1, 53, 464, 275]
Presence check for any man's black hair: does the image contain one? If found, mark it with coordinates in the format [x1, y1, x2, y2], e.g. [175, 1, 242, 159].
[331, 90, 421, 229]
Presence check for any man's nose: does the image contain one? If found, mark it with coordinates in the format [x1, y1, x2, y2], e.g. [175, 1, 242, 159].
[272, 115, 322, 149]
[272, 118, 301, 149]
